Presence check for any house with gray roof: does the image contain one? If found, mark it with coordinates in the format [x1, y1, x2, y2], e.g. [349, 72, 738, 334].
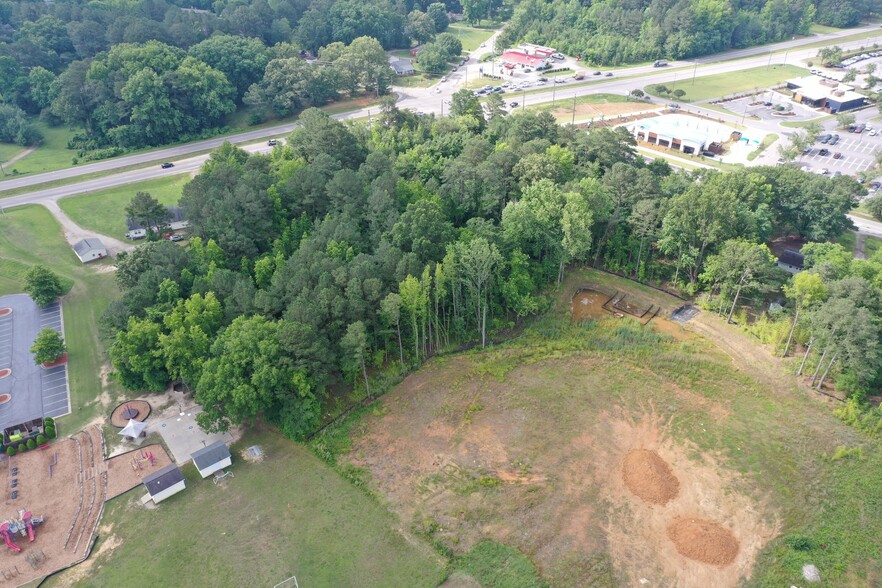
[72, 238, 107, 263]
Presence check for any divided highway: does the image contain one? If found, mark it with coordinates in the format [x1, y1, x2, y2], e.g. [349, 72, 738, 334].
[1, 23, 880, 208]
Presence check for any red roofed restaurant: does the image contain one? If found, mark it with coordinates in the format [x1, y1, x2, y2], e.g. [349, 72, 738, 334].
[500, 51, 547, 69]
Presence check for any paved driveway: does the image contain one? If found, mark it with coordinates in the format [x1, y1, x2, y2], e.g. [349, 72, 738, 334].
[151, 405, 235, 464]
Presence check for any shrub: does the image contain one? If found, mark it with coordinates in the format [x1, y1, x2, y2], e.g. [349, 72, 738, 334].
[785, 534, 814, 551]
[5, 447, 14, 457]
[45, 427, 56, 439]
[16, 444, 25, 453]
[26, 438, 36, 450]
[36, 434, 46, 445]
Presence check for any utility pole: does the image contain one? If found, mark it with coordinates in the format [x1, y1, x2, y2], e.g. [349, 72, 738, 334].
[522, 88, 526, 110]
[552, 85, 556, 107]
[767, 50, 773, 69]
[692, 63, 698, 85]
[572, 93, 576, 125]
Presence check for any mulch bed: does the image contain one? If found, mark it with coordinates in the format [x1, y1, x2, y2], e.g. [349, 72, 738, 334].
[110, 400, 152, 428]
[42, 353, 68, 368]
[666, 517, 740, 565]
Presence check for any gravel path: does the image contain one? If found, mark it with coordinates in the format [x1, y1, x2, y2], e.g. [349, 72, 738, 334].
[41, 200, 134, 257]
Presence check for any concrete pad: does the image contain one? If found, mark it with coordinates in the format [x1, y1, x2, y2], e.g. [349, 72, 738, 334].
[151, 406, 235, 464]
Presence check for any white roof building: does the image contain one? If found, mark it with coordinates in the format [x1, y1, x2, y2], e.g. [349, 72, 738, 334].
[72, 238, 107, 263]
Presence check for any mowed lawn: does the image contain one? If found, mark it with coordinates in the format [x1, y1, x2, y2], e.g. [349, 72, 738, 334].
[0, 204, 122, 432]
[447, 24, 494, 52]
[3, 123, 77, 176]
[47, 428, 446, 588]
[646, 64, 808, 101]
[59, 175, 190, 240]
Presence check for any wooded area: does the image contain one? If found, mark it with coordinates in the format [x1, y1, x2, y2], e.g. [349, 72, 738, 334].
[101, 99, 871, 439]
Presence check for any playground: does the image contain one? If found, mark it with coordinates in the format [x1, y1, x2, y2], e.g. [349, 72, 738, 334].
[0, 425, 171, 585]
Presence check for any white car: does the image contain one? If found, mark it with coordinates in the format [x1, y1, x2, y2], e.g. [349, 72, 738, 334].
[817, 168, 829, 175]
[551, 52, 565, 60]
[871, 129, 878, 136]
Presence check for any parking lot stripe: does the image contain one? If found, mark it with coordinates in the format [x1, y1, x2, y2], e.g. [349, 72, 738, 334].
[42, 385, 67, 394]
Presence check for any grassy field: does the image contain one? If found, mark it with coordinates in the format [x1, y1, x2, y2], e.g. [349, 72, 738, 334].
[2, 123, 76, 176]
[47, 428, 446, 587]
[779, 114, 836, 128]
[318, 268, 882, 586]
[58, 175, 190, 240]
[809, 24, 842, 34]
[447, 24, 495, 51]
[0, 205, 122, 432]
[836, 229, 882, 257]
[645, 64, 809, 102]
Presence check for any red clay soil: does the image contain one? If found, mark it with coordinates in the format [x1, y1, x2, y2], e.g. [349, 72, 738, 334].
[0, 308, 11, 317]
[666, 517, 740, 566]
[622, 449, 680, 505]
[42, 352, 68, 368]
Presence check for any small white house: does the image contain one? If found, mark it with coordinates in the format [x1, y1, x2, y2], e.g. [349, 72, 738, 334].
[191, 441, 232, 478]
[142, 464, 186, 503]
[777, 250, 805, 274]
[72, 238, 107, 263]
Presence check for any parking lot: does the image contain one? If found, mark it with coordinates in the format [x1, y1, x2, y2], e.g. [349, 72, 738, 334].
[795, 129, 881, 176]
[720, 94, 819, 122]
[0, 294, 70, 431]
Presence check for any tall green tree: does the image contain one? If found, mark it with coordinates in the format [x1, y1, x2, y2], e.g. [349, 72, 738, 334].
[342, 320, 371, 398]
[24, 265, 65, 307]
[125, 191, 171, 237]
[31, 329, 66, 365]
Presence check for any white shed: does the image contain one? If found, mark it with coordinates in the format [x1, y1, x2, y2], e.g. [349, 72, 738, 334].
[191, 441, 232, 478]
[72, 238, 108, 263]
[142, 464, 186, 503]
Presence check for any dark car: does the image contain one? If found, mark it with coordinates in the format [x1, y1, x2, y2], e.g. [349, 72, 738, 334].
[593, 71, 602, 75]
[819, 134, 831, 143]
[701, 150, 716, 157]
[604, 72, 613, 77]
[160, 162, 174, 169]
[833, 152, 842, 159]
[764, 101, 773, 106]
[509, 101, 519, 107]
[267, 139, 278, 146]
[819, 148, 830, 156]
[802, 146, 812, 155]
[829, 134, 840, 145]
[537, 76, 548, 82]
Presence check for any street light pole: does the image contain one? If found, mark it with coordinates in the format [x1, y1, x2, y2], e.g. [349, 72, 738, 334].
[692, 63, 697, 85]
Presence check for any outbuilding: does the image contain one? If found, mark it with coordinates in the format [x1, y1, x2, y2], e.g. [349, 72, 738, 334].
[777, 250, 804, 274]
[72, 238, 107, 263]
[389, 58, 415, 76]
[191, 440, 232, 478]
[142, 464, 186, 504]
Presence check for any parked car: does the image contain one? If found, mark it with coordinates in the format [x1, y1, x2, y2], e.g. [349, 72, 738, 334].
[125, 230, 146, 240]
[829, 134, 840, 145]
[833, 152, 843, 159]
[819, 148, 830, 156]
[523, 68, 532, 73]
[833, 171, 842, 177]
[701, 150, 716, 157]
[552, 52, 565, 60]
[818, 168, 829, 175]
[802, 146, 812, 155]
[440, 76, 448, 82]
[855, 123, 866, 134]
[267, 139, 278, 146]
[161, 162, 174, 169]
[169, 234, 184, 242]
[871, 129, 878, 136]
[819, 134, 831, 143]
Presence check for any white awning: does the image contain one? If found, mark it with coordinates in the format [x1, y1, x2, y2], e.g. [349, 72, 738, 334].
[119, 419, 147, 437]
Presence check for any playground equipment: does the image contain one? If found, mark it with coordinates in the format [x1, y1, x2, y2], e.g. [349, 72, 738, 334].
[0, 524, 20, 552]
[1, 511, 45, 550]
[212, 470, 234, 484]
[130, 449, 157, 475]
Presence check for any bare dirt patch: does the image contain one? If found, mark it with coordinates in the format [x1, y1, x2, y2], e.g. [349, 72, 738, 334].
[622, 449, 679, 505]
[667, 517, 740, 566]
[595, 411, 777, 587]
[548, 101, 658, 121]
[105, 444, 173, 499]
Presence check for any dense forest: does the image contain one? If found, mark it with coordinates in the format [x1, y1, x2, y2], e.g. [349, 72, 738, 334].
[98, 95, 878, 441]
[0, 0, 461, 151]
[498, 0, 878, 65]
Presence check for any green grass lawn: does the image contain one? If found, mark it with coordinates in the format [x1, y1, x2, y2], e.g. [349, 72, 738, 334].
[58, 175, 190, 240]
[0, 205, 122, 432]
[646, 64, 809, 102]
[447, 24, 495, 52]
[3, 123, 77, 176]
[809, 24, 842, 34]
[0, 142, 26, 164]
[780, 115, 836, 128]
[836, 229, 882, 258]
[46, 428, 446, 588]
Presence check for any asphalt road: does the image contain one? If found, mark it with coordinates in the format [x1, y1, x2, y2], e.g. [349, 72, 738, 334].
[1, 23, 880, 206]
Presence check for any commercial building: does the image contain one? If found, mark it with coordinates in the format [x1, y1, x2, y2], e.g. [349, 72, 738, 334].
[517, 43, 556, 58]
[786, 76, 866, 113]
[499, 51, 547, 69]
[629, 114, 739, 154]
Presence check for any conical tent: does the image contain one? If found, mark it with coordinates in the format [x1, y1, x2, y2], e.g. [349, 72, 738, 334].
[119, 419, 147, 438]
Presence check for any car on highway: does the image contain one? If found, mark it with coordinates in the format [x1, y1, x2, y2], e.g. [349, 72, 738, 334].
[554, 78, 566, 84]
[818, 148, 830, 156]
[509, 101, 519, 108]
[833, 152, 843, 159]
[161, 162, 174, 169]
[440, 76, 447, 82]
[605, 72, 613, 77]
[593, 71, 602, 75]
[267, 139, 278, 146]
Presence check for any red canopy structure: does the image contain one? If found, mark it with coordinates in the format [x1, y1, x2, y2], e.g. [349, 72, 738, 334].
[500, 51, 546, 68]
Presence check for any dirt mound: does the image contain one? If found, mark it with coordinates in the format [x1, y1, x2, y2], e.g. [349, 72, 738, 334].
[622, 449, 679, 504]
[666, 517, 740, 565]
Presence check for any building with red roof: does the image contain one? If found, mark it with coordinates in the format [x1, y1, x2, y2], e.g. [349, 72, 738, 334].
[500, 51, 546, 68]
